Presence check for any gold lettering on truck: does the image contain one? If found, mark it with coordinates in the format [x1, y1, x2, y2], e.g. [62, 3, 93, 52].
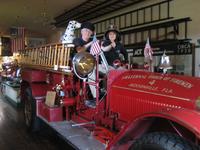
[122, 74, 193, 89]
[170, 78, 193, 89]
[122, 75, 147, 80]
[128, 83, 158, 91]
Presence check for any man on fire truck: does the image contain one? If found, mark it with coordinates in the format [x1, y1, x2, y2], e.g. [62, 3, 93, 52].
[72, 22, 98, 105]
[73, 22, 95, 54]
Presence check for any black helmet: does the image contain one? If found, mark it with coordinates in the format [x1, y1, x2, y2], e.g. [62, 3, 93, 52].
[104, 24, 121, 41]
[81, 22, 95, 32]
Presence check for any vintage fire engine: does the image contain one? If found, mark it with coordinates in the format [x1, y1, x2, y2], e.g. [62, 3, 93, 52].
[17, 22, 200, 150]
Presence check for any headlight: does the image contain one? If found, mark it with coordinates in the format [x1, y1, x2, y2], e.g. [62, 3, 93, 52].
[73, 51, 95, 79]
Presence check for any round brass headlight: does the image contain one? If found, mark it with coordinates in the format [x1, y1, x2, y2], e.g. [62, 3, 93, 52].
[73, 51, 95, 79]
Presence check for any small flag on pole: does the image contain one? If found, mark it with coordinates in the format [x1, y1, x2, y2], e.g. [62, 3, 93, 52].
[144, 37, 153, 60]
[90, 34, 101, 56]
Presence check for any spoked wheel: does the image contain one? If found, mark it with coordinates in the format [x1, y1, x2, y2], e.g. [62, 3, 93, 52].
[23, 87, 40, 132]
[130, 132, 199, 150]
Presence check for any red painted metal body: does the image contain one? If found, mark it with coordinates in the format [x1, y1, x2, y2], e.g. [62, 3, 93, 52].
[21, 69, 47, 83]
[21, 67, 200, 149]
[108, 70, 199, 121]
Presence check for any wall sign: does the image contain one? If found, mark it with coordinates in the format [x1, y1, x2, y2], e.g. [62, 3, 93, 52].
[127, 41, 193, 57]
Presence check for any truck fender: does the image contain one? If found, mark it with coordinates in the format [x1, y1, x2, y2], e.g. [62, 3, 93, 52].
[109, 108, 200, 150]
[152, 108, 200, 138]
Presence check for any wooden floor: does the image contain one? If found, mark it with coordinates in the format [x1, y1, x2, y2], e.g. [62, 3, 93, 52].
[0, 95, 74, 150]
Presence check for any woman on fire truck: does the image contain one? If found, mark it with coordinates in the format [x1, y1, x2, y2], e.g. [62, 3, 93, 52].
[88, 24, 129, 105]
[101, 24, 128, 69]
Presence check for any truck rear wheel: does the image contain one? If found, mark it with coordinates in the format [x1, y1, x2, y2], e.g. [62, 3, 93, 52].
[24, 87, 40, 132]
[130, 132, 198, 150]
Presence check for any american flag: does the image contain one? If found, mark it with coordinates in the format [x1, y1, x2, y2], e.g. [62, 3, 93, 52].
[11, 27, 25, 53]
[90, 34, 101, 56]
[144, 37, 153, 60]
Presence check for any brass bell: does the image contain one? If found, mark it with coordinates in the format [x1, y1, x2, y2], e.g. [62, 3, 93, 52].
[159, 50, 172, 73]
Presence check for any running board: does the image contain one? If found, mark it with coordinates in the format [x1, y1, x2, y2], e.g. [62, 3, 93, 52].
[71, 121, 95, 127]
[39, 116, 106, 150]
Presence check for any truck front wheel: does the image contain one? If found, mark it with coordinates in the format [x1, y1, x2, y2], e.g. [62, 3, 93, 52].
[24, 87, 40, 132]
[130, 132, 198, 150]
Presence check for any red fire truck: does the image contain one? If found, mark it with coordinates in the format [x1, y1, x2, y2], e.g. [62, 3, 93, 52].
[18, 43, 200, 150]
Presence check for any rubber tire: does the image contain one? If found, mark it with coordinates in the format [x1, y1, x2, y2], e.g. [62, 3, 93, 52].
[24, 87, 41, 132]
[130, 132, 199, 150]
